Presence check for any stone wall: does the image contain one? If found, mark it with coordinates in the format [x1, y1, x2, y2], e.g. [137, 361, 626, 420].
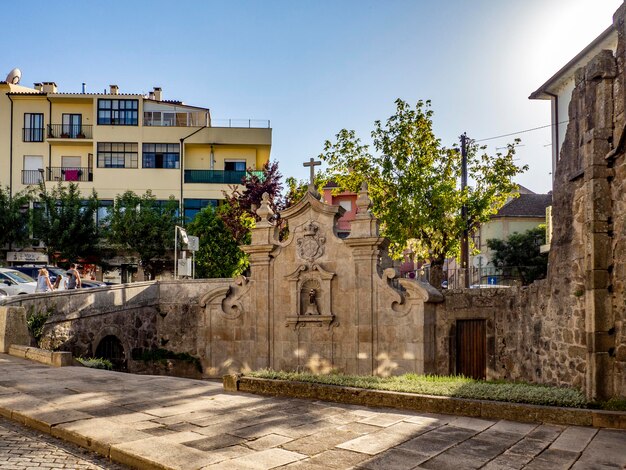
[436, 285, 586, 391]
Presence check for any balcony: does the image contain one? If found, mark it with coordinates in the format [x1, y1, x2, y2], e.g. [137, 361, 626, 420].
[46, 167, 93, 182]
[47, 124, 93, 139]
[22, 170, 44, 185]
[184, 169, 262, 184]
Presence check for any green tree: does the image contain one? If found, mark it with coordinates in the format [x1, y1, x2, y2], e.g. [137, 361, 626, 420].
[33, 182, 100, 264]
[106, 191, 179, 280]
[186, 206, 248, 278]
[0, 187, 31, 252]
[487, 226, 547, 286]
[320, 99, 527, 272]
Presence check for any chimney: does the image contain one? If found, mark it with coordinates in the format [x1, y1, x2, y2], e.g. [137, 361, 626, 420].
[33, 83, 43, 92]
[148, 91, 155, 100]
[153, 87, 162, 101]
[41, 82, 57, 93]
[110, 84, 119, 95]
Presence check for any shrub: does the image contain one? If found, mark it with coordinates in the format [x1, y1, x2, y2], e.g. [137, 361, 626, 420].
[76, 357, 113, 370]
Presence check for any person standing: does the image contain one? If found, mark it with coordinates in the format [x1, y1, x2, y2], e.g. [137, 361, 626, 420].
[66, 263, 82, 289]
[35, 268, 54, 293]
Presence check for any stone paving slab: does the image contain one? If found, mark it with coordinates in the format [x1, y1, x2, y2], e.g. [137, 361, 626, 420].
[0, 354, 625, 469]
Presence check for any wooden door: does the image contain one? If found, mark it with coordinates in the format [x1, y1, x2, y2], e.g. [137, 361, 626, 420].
[456, 319, 486, 380]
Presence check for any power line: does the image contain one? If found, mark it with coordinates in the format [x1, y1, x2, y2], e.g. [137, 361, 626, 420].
[474, 120, 569, 143]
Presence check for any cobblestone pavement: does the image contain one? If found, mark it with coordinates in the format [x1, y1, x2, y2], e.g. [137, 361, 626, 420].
[0, 415, 127, 469]
[0, 354, 625, 469]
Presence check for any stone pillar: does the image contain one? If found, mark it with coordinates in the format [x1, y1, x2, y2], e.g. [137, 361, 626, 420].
[581, 50, 617, 400]
[242, 193, 278, 370]
[344, 182, 384, 375]
[0, 306, 31, 353]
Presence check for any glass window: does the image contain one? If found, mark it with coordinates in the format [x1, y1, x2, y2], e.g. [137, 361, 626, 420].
[23, 113, 44, 142]
[183, 199, 218, 222]
[224, 161, 247, 171]
[96, 200, 113, 226]
[97, 142, 138, 168]
[142, 143, 180, 169]
[97, 99, 138, 125]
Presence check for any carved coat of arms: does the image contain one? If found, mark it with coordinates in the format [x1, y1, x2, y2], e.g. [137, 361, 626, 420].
[297, 222, 326, 262]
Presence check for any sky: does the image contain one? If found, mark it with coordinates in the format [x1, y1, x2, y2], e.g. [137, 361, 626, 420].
[3, 0, 622, 194]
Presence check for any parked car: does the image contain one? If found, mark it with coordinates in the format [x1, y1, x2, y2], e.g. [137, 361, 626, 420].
[81, 280, 107, 289]
[12, 265, 66, 284]
[0, 268, 37, 295]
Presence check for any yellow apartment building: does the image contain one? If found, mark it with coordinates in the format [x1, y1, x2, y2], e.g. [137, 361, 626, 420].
[0, 76, 272, 225]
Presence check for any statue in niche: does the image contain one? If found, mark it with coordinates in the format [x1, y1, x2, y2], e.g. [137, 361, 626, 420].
[304, 288, 320, 315]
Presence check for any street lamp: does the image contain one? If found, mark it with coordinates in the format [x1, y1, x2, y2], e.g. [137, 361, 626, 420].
[174, 225, 188, 280]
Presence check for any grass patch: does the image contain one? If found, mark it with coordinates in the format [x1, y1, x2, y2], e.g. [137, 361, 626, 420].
[247, 370, 589, 409]
[76, 357, 113, 370]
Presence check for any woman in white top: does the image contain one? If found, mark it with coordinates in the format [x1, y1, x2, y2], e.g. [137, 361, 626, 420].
[35, 268, 54, 293]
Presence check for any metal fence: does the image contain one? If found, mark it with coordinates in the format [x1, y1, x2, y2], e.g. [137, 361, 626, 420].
[403, 266, 545, 289]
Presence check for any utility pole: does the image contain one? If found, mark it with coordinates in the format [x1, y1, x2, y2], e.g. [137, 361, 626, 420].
[460, 133, 470, 288]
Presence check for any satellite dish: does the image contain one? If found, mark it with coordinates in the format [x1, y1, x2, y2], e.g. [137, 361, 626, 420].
[5, 68, 21, 84]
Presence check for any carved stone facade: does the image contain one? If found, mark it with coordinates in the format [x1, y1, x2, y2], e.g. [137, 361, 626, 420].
[197, 185, 443, 377]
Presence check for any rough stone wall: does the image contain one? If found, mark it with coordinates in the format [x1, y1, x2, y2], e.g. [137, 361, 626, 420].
[436, 286, 587, 390]
[436, 5, 626, 398]
[610, 4, 626, 398]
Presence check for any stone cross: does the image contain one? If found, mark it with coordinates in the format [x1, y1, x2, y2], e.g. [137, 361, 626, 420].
[303, 157, 321, 186]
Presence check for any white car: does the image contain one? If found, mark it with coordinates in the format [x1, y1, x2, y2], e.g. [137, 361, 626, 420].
[0, 268, 37, 295]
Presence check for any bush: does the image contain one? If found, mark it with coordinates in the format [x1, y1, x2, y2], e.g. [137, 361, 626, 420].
[26, 308, 52, 345]
[76, 357, 113, 370]
[132, 348, 202, 372]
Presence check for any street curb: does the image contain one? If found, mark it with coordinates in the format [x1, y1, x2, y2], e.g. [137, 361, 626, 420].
[224, 375, 626, 429]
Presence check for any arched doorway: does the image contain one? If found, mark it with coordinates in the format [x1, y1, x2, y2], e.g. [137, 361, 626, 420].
[95, 335, 127, 371]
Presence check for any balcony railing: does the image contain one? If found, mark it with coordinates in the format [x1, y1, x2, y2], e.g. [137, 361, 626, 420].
[46, 167, 93, 182]
[23, 128, 45, 142]
[47, 124, 93, 139]
[22, 170, 44, 185]
[184, 169, 263, 184]
[210, 119, 271, 129]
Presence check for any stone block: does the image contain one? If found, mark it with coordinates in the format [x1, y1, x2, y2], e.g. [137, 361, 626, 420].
[51, 351, 73, 367]
[0, 306, 30, 353]
[8, 344, 30, 358]
[222, 374, 240, 392]
[585, 50, 617, 81]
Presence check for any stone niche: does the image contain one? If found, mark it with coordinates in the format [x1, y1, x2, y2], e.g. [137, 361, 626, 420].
[198, 186, 443, 377]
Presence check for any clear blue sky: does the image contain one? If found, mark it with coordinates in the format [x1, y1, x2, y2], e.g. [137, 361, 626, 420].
[3, 0, 621, 193]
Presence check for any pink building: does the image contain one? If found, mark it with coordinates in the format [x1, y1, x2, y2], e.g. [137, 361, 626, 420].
[322, 182, 357, 238]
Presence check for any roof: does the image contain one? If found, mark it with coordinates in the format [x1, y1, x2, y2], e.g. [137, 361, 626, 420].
[493, 194, 552, 218]
[530, 25, 617, 100]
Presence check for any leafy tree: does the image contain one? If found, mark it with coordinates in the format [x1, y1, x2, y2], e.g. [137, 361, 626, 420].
[239, 160, 284, 214]
[284, 170, 330, 208]
[487, 226, 547, 286]
[186, 206, 248, 278]
[33, 182, 100, 264]
[319, 99, 527, 273]
[105, 191, 179, 280]
[220, 160, 284, 243]
[0, 186, 31, 251]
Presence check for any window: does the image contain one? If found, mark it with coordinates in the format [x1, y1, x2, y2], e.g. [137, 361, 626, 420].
[184, 198, 218, 222]
[97, 99, 138, 125]
[24, 113, 44, 142]
[339, 200, 352, 212]
[96, 200, 113, 226]
[224, 161, 247, 171]
[97, 142, 138, 168]
[142, 143, 180, 169]
[62, 114, 82, 137]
